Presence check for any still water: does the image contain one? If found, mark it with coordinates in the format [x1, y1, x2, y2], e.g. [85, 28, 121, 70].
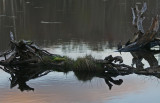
[1, 43, 160, 103]
[1, 0, 160, 103]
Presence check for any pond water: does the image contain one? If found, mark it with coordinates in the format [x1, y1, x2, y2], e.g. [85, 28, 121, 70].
[0, 43, 160, 103]
[0, 0, 160, 103]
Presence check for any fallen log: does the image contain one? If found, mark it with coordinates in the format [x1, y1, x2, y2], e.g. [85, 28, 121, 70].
[1, 49, 160, 92]
[0, 38, 133, 91]
[1, 32, 160, 76]
[0, 32, 134, 75]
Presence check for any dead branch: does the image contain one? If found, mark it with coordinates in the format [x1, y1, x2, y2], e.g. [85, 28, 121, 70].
[119, 2, 159, 52]
[131, 2, 147, 33]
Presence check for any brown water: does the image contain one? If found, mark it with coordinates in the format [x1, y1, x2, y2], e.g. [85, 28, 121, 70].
[1, 0, 160, 103]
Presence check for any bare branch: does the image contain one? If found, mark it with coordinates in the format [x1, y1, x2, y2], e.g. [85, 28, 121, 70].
[137, 16, 145, 33]
[149, 15, 159, 32]
[140, 2, 147, 14]
[132, 2, 147, 33]
[131, 7, 136, 26]
[10, 31, 14, 41]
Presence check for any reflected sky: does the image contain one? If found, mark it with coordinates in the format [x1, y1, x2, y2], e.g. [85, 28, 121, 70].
[0, 71, 160, 103]
[0, 45, 160, 103]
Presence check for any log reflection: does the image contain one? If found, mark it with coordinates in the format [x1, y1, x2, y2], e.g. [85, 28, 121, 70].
[0, 65, 51, 91]
[1, 50, 160, 92]
[130, 50, 160, 78]
[131, 50, 159, 69]
[74, 71, 123, 90]
[0, 65, 124, 91]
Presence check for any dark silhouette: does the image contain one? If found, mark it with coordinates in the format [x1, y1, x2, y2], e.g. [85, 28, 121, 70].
[74, 71, 123, 90]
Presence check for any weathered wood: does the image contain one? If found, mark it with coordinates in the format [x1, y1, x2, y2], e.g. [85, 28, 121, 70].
[118, 2, 159, 52]
[131, 2, 147, 33]
[11, 59, 38, 65]
[131, 51, 158, 69]
[137, 15, 159, 45]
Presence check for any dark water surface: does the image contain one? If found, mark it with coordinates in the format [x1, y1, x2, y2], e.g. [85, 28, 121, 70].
[1, 0, 160, 103]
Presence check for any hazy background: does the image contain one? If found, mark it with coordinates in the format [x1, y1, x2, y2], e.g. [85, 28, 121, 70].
[0, 0, 160, 50]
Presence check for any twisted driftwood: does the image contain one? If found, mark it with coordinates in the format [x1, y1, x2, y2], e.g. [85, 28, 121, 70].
[119, 2, 160, 52]
[0, 32, 160, 74]
[0, 32, 134, 74]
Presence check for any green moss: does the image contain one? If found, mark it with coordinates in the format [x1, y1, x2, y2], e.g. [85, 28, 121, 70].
[42, 55, 104, 71]
[42, 56, 67, 63]
[53, 57, 66, 62]
[73, 55, 97, 71]
[63, 57, 74, 70]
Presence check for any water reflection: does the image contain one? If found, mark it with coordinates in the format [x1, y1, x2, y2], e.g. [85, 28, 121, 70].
[0, 65, 51, 91]
[1, 49, 160, 92]
[131, 50, 160, 68]
[0, 64, 124, 91]
[74, 71, 123, 90]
